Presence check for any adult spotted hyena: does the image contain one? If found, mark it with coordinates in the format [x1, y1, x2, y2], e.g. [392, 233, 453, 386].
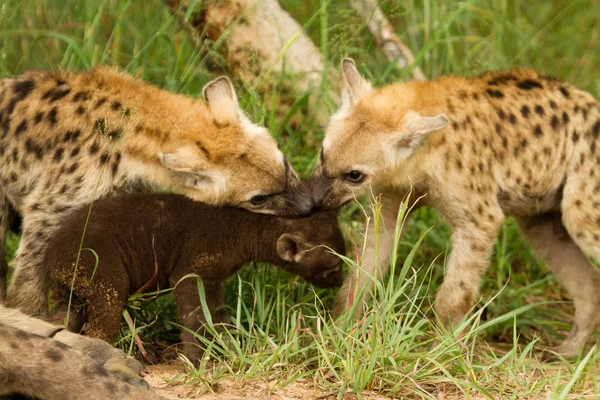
[0, 66, 312, 315]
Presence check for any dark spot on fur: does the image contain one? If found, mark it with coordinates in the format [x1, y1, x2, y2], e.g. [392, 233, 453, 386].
[497, 109, 506, 120]
[66, 163, 78, 174]
[559, 86, 570, 98]
[72, 91, 91, 102]
[89, 142, 99, 154]
[112, 152, 121, 176]
[549, 100, 558, 110]
[533, 125, 543, 137]
[508, 113, 517, 124]
[42, 87, 71, 102]
[534, 105, 545, 116]
[13, 80, 35, 101]
[551, 115, 560, 131]
[473, 93, 479, 100]
[108, 129, 122, 140]
[25, 139, 43, 159]
[54, 148, 64, 162]
[47, 107, 58, 126]
[14, 120, 27, 137]
[521, 139, 528, 148]
[59, 184, 69, 194]
[487, 74, 516, 86]
[452, 122, 459, 130]
[572, 132, 580, 142]
[70, 147, 80, 158]
[458, 90, 467, 99]
[111, 101, 122, 111]
[44, 347, 64, 362]
[10, 172, 17, 182]
[574, 199, 582, 207]
[562, 112, 569, 125]
[82, 364, 110, 378]
[95, 97, 107, 109]
[520, 105, 530, 119]
[592, 120, 600, 139]
[487, 88, 504, 98]
[100, 152, 110, 164]
[76, 105, 85, 115]
[516, 80, 543, 90]
[34, 111, 44, 124]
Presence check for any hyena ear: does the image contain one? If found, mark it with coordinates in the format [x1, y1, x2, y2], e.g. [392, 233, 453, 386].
[158, 146, 207, 173]
[341, 58, 373, 106]
[203, 76, 240, 126]
[390, 113, 449, 158]
[402, 112, 449, 137]
[276, 233, 309, 263]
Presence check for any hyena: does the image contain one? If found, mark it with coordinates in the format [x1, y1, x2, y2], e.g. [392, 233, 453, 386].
[43, 193, 344, 363]
[0, 304, 166, 400]
[311, 59, 600, 358]
[0, 66, 313, 316]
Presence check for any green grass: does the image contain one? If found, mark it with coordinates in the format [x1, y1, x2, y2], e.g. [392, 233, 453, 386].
[2, 0, 600, 398]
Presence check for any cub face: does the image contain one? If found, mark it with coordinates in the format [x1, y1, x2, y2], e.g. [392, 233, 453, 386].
[159, 77, 312, 217]
[311, 59, 448, 209]
[275, 209, 345, 288]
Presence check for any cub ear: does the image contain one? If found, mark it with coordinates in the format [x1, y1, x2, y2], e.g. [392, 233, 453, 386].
[341, 58, 373, 106]
[276, 233, 309, 262]
[203, 76, 240, 126]
[158, 146, 207, 173]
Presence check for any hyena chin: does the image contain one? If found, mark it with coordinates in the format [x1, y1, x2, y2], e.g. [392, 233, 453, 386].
[0, 67, 312, 316]
[312, 58, 600, 358]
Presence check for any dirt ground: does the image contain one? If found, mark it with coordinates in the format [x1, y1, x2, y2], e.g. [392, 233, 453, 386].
[144, 363, 395, 400]
[143, 363, 484, 400]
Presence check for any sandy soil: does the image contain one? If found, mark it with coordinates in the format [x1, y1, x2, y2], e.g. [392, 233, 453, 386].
[144, 363, 394, 400]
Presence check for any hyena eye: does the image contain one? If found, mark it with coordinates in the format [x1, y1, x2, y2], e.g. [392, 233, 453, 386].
[345, 170, 365, 183]
[250, 194, 270, 205]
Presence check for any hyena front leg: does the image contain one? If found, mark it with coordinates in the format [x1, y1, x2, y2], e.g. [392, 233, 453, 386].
[517, 213, 600, 358]
[435, 205, 504, 328]
[6, 203, 73, 316]
[333, 193, 406, 318]
[0, 192, 9, 302]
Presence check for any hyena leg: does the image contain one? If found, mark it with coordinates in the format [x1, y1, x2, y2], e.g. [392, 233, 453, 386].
[6, 205, 71, 315]
[0, 193, 9, 302]
[0, 304, 146, 387]
[516, 213, 600, 358]
[435, 208, 504, 328]
[174, 277, 228, 363]
[84, 287, 129, 344]
[333, 193, 404, 318]
[0, 323, 166, 399]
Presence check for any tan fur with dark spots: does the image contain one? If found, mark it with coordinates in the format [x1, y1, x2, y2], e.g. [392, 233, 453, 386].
[43, 192, 345, 364]
[0, 66, 312, 316]
[0, 304, 165, 400]
[312, 59, 600, 358]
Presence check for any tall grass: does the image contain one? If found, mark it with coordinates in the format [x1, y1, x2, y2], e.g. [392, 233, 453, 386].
[2, 0, 600, 398]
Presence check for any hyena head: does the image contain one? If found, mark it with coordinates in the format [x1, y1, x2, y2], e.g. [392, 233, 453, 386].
[311, 59, 448, 208]
[159, 77, 313, 217]
[275, 209, 345, 288]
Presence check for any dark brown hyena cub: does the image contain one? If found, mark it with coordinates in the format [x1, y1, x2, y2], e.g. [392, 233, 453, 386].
[44, 193, 345, 362]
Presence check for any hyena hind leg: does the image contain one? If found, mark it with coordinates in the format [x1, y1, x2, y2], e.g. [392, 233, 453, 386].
[519, 211, 600, 359]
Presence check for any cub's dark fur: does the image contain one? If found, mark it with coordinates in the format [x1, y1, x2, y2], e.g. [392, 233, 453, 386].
[44, 193, 345, 362]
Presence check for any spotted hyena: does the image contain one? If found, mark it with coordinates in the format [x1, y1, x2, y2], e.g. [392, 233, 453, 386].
[0, 304, 166, 400]
[0, 67, 313, 316]
[311, 58, 600, 358]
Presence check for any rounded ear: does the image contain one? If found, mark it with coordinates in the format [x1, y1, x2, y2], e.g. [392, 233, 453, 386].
[403, 113, 449, 136]
[276, 233, 306, 262]
[202, 76, 240, 126]
[158, 146, 207, 173]
[341, 58, 372, 106]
